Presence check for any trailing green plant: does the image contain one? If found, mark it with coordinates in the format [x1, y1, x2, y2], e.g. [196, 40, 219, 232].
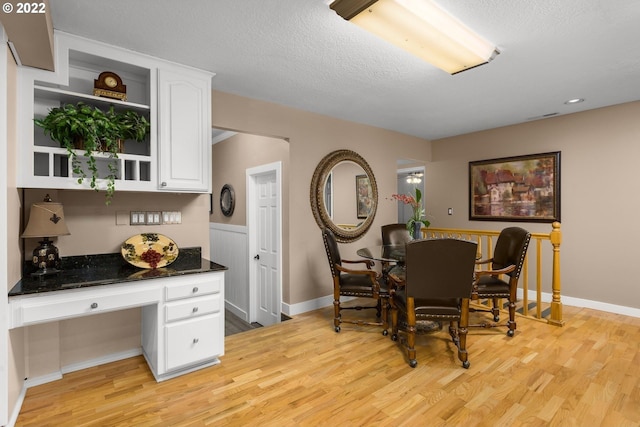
[34, 102, 150, 204]
[112, 108, 150, 142]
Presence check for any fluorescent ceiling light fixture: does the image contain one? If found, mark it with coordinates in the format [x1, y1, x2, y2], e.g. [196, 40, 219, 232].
[330, 0, 499, 74]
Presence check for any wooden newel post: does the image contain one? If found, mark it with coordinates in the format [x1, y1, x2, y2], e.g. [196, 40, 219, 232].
[548, 221, 565, 326]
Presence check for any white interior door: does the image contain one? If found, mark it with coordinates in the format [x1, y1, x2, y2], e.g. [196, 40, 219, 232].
[247, 162, 281, 327]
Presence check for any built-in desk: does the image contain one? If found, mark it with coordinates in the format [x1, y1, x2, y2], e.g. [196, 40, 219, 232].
[8, 248, 227, 382]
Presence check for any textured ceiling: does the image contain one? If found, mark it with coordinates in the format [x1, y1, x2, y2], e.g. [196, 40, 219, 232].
[49, 0, 640, 140]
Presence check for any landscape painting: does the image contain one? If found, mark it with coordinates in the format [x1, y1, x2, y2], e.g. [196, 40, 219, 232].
[469, 152, 560, 222]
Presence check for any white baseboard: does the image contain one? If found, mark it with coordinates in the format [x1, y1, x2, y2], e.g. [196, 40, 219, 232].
[225, 301, 248, 322]
[23, 347, 142, 388]
[517, 289, 640, 318]
[286, 291, 640, 320]
[283, 295, 343, 316]
[61, 348, 143, 375]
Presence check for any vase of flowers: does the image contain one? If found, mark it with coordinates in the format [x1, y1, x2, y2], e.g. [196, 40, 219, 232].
[391, 189, 430, 239]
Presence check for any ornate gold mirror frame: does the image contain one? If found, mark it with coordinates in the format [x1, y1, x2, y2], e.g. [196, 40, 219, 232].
[310, 149, 378, 243]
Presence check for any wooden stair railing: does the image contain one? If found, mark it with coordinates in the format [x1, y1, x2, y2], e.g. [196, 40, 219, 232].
[422, 222, 564, 327]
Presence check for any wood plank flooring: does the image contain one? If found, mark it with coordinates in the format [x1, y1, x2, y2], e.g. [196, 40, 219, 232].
[224, 310, 259, 336]
[15, 302, 640, 426]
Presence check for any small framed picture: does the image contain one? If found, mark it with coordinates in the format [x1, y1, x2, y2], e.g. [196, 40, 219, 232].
[356, 174, 373, 219]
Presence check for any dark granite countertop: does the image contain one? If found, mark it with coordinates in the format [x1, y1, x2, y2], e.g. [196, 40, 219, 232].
[9, 247, 227, 297]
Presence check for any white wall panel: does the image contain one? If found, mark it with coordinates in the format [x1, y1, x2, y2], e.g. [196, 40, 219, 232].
[209, 223, 249, 321]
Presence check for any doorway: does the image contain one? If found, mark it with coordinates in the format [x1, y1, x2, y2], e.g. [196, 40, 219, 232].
[396, 166, 425, 223]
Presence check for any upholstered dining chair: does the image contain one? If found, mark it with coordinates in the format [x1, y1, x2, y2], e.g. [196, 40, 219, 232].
[380, 223, 412, 275]
[381, 223, 412, 246]
[321, 227, 389, 335]
[473, 227, 531, 337]
[389, 238, 478, 368]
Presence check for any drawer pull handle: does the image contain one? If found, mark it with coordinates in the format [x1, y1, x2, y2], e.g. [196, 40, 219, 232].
[90, 303, 98, 309]
[192, 307, 199, 313]
[192, 286, 199, 293]
[193, 338, 199, 344]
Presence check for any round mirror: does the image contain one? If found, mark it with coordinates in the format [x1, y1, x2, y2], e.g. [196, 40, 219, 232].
[310, 149, 378, 243]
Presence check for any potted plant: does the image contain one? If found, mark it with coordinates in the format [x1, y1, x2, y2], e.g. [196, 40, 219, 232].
[34, 102, 150, 204]
[390, 188, 431, 239]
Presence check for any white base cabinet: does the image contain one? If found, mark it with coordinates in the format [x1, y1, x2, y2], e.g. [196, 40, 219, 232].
[9, 271, 225, 382]
[142, 271, 225, 381]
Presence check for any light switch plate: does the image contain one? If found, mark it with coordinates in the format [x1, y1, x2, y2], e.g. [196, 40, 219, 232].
[130, 211, 146, 225]
[146, 211, 161, 225]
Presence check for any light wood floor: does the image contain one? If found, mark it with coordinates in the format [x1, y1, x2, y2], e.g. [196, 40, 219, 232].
[15, 302, 640, 426]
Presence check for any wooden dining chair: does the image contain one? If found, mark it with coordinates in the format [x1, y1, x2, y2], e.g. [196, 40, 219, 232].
[321, 227, 389, 335]
[380, 223, 411, 275]
[389, 238, 478, 368]
[381, 223, 411, 246]
[472, 227, 531, 336]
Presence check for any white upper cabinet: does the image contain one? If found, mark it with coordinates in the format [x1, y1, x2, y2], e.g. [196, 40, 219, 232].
[158, 68, 212, 192]
[17, 31, 213, 195]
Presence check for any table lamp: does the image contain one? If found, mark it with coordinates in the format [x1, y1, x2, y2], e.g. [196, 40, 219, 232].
[21, 194, 70, 277]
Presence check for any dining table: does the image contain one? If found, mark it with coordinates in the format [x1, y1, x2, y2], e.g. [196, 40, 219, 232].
[356, 244, 407, 264]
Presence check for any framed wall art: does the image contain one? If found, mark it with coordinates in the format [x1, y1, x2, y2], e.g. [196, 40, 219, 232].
[356, 174, 373, 219]
[469, 151, 560, 222]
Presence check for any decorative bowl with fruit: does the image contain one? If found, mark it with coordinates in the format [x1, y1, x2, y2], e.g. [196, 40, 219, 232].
[121, 233, 179, 269]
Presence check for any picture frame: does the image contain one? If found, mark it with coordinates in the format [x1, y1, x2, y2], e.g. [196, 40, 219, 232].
[355, 174, 373, 219]
[469, 151, 560, 222]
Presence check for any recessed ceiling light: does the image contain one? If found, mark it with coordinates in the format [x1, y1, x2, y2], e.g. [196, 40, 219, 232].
[564, 98, 584, 105]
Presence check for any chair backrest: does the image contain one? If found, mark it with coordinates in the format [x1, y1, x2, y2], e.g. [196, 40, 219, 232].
[322, 227, 341, 278]
[381, 223, 411, 246]
[492, 227, 531, 279]
[405, 238, 478, 300]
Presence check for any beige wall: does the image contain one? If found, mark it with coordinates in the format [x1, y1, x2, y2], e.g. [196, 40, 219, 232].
[22, 189, 211, 258]
[210, 132, 291, 301]
[212, 90, 432, 305]
[210, 132, 289, 226]
[429, 101, 640, 309]
[211, 90, 640, 311]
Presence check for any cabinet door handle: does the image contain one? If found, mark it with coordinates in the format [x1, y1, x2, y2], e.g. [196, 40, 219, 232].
[193, 338, 199, 344]
[90, 303, 98, 309]
[192, 307, 199, 313]
[192, 286, 199, 293]
[161, 182, 167, 187]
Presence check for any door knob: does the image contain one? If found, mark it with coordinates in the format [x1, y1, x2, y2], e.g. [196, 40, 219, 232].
[254, 254, 260, 260]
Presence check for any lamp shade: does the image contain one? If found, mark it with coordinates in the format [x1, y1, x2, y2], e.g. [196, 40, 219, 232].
[21, 201, 70, 238]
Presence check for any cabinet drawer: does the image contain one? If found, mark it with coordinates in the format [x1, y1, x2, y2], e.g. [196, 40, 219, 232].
[18, 287, 161, 326]
[165, 314, 222, 371]
[165, 274, 222, 301]
[165, 294, 221, 323]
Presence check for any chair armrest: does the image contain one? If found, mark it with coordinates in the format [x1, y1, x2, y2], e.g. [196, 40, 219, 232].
[336, 264, 378, 279]
[474, 257, 494, 266]
[474, 264, 516, 277]
[387, 272, 406, 292]
[342, 258, 375, 269]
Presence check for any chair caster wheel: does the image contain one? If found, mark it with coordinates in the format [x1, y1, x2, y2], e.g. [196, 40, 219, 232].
[335, 326, 341, 333]
[382, 329, 388, 336]
[462, 361, 470, 369]
[507, 329, 514, 337]
[493, 316, 500, 322]
[391, 334, 398, 341]
[409, 359, 417, 368]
